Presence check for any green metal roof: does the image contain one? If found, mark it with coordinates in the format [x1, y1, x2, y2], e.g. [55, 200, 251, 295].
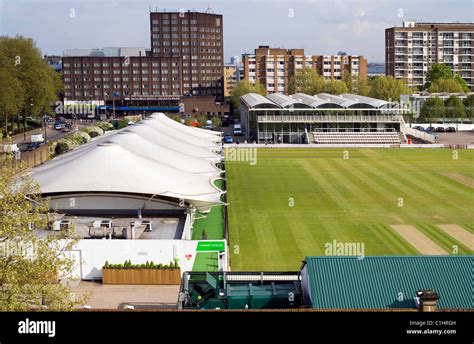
[303, 256, 473, 310]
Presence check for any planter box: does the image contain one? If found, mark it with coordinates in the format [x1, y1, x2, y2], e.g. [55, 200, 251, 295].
[102, 268, 181, 285]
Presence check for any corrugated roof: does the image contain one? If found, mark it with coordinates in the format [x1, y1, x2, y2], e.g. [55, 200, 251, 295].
[265, 93, 311, 109]
[316, 93, 358, 108]
[241, 93, 280, 109]
[290, 93, 329, 108]
[303, 256, 473, 310]
[340, 93, 389, 108]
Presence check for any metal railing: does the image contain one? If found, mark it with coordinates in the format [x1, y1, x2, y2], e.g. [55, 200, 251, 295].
[257, 114, 404, 123]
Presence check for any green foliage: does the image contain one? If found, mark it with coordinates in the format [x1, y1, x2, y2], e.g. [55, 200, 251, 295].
[111, 119, 129, 129]
[424, 63, 469, 92]
[463, 94, 474, 118]
[288, 67, 325, 95]
[170, 114, 182, 122]
[97, 121, 114, 131]
[102, 260, 180, 270]
[324, 80, 349, 95]
[0, 36, 63, 128]
[444, 95, 466, 119]
[419, 97, 445, 122]
[230, 80, 267, 110]
[368, 76, 410, 101]
[197, 114, 207, 128]
[0, 154, 85, 310]
[428, 79, 464, 93]
[54, 138, 76, 155]
[211, 116, 221, 129]
[70, 131, 91, 145]
[83, 126, 104, 138]
[344, 75, 371, 96]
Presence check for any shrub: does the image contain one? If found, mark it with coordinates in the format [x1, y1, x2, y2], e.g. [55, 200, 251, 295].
[102, 260, 180, 270]
[71, 131, 91, 145]
[54, 139, 76, 155]
[48, 142, 57, 157]
[86, 126, 104, 138]
[97, 121, 114, 131]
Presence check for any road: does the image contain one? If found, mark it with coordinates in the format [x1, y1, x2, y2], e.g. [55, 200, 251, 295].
[10, 121, 96, 151]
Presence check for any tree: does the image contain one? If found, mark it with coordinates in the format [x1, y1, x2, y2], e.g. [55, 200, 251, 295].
[230, 80, 267, 110]
[425, 63, 454, 86]
[444, 95, 466, 119]
[344, 75, 371, 96]
[170, 114, 182, 123]
[424, 63, 469, 92]
[197, 114, 208, 127]
[419, 97, 445, 123]
[0, 154, 85, 311]
[0, 36, 63, 135]
[211, 116, 221, 129]
[368, 76, 410, 101]
[463, 94, 474, 118]
[324, 80, 349, 95]
[454, 74, 470, 93]
[288, 67, 325, 95]
[428, 79, 464, 93]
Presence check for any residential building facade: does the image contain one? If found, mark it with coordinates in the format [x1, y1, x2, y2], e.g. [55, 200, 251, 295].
[242, 46, 367, 94]
[62, 10, 224, 103]
[385, 21, 474, 90]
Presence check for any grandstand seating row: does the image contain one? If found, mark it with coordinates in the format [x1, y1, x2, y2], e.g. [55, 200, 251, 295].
[312, 131, 401, 144]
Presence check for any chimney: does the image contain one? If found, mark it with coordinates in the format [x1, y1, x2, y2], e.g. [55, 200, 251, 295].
[416, 290, 439, 312]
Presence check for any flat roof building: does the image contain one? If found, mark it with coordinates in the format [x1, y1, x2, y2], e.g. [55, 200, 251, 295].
[62, 10, 224, 103]
[385, 21, 474, 90]
[242, 46, 367, 95]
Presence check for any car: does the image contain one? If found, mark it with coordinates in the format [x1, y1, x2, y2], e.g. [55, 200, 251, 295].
[425, 126, 435, 133]
[54, 123, 63, 130]
[205, 120, 213, 130]
[26, 142, 42, 151]
[223, 135, 233, 144]
[435, 127, 445, 132]
[446, 127, 456, 132]
[233, 124, 243, 136]
[413, 126, 424, 131]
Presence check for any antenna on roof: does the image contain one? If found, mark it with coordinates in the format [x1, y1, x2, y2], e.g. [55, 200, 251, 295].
[205, 3, 213, 13]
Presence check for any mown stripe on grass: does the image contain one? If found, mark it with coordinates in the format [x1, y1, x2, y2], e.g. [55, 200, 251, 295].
[356, 154, 468, 217]
[414, 224, 472, 255]
[367, 224, 420, 255]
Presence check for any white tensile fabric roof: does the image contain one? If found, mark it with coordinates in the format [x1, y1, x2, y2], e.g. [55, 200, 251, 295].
[29, 113, 224, 210]
[143, 118, 220, 150]
[149, 113, 222, 141]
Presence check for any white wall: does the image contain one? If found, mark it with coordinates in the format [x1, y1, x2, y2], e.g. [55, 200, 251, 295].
[68, 239, 227, 280]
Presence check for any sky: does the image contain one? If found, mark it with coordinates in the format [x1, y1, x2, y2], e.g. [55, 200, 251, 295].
[0, 0, 472, 62]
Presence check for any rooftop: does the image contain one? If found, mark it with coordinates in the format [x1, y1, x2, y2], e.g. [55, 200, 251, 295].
[303, 256, 473, 310]
[64, 47, 147, 57]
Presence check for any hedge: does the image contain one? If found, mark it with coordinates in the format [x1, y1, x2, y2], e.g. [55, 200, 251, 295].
[84, 126, 104, 138]
[103, 260, 179, 270]
[97, 121, 114, 131]
[71, 131, 91, 145]
[54, 139, 76, 155]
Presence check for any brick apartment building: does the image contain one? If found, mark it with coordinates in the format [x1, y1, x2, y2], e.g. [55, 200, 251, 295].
[385, 21, 474, 90]
[242, 46, 367, 94]
[62, 10, 224, 105]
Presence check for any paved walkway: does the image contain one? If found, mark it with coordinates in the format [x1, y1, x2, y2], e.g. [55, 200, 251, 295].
[70, 281, 180, 310]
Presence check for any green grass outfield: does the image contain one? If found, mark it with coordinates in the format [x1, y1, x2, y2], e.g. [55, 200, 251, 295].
[226, 148, 474, 271]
